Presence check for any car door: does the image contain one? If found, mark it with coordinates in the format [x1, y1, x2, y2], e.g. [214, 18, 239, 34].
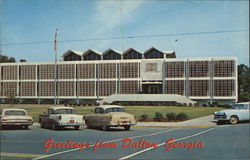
[241, 104, 250, 120]
[88, 108, 100, 127]
[96, 108, 107, 127]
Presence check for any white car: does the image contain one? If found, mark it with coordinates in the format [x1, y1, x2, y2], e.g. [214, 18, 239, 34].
[0, 108, 33, 129]
[39, 106, 83, 130]
[214, 102, 250, 124]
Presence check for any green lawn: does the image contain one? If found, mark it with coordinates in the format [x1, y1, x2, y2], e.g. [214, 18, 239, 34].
[19, 105, 223, 122]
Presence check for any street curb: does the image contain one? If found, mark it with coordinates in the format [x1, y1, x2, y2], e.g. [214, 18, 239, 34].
[32, 122, 216, 129]
[133, 125, 216, 129]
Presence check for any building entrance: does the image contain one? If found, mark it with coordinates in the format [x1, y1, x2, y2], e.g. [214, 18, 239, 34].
[142, 83, 162, 94]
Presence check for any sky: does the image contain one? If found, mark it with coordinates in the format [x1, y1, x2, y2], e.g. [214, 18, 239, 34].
[0, 0, 249, 65]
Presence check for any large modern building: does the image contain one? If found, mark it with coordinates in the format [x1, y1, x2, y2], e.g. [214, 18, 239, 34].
[0, 47, 237, 105]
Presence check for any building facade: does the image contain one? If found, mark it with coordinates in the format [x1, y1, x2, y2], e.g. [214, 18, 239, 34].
[0, 48, 237, 104]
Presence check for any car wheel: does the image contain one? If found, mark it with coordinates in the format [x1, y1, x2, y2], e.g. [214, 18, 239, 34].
[40, 122, 45, 128]
[23, 125, 28, 129]
[85, 120, 91, 129]
[102, 125, 110, 131]
[124, 125, 131, 130]
[52, 122, 58, 130]
[229, 116, 238, 124]
[86, 124, 92, 129]
[74, 125, 80, 130]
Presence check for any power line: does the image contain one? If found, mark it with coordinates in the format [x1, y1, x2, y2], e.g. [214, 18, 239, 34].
[2, 29, 248, 46]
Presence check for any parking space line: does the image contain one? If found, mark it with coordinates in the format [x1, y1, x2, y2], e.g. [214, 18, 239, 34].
[1, 152, 46, 158]
[118, 127, 215, 160]
[1, 140, 41, 143]
[32, 128, 177, 160]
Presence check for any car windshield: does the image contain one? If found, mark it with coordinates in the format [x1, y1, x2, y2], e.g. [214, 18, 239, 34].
[54, 109, 76, 114]
[5, 110, 26, 116]
[105, 108, 125, 113]
[231, 104, 245, 109]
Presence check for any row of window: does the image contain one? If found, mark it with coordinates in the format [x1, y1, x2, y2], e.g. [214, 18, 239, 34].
[0, 60, 235, 81]
[0, 80, 235, 97]
[64, 48, 174, 61]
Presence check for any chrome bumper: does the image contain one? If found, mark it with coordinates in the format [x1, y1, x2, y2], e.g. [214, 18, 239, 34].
[0, 122, 33, 126]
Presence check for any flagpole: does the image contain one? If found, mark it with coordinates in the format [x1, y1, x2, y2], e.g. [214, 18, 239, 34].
[54, 28, 58, 105]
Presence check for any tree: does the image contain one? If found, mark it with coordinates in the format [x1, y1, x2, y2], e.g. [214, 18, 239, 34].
[238, 64, 250, 102]
[0, 54, 16, 63]
[5, 88, 18, 107]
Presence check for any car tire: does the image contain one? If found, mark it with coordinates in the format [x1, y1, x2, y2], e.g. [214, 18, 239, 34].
[85, 120, 91, 129]
[229, 116, 238, 124]
[52, 122, 58, 130]
[23, 125, 28, 129]
[86, 124, 92, 129]
[74, 125, 80, 130]
[40, 122, 45, 128]
[102, 125, 110, 131]
[124, 125, 131, 130]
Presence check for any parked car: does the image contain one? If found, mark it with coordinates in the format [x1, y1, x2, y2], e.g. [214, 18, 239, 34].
[214, 102, 250, 124]
[39, 106, 83, 130]
[0, 108, 33, 129]
[84, 105, 136, 131]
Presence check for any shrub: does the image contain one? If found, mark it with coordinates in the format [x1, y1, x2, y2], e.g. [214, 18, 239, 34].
[140, 114, 148, 120]
[176, 112, 189, 120]
[166, 112, 176, 121]
[154, 112, 163, 121]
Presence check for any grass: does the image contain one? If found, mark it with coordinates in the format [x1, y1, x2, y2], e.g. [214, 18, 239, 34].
[3, 105, 223, 122]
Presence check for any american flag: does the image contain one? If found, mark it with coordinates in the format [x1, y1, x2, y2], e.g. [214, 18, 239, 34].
[54, 28, 58, 50]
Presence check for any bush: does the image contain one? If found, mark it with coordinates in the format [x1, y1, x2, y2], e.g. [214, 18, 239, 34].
[154, 112, 163, 121]
[166, 112, 176, 121]
[176, 112, 189, 120]
[140, 114, 148, 120]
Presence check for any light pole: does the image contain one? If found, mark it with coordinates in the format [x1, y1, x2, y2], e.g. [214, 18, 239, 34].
[54, 29, 58, 105]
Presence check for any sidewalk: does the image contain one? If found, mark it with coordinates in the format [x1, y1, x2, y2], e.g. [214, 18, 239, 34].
[135, 115, 217, 128]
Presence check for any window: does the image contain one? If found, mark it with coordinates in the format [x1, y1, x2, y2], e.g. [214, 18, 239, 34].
[39, 65, 55, 79]
[94, 108, 104, 113]
[99, 63, 116, 79]
[214, 80, 235, 96]
[5, 110, 26, 116]
[120, 81, 139, 94]
[189, 80, 208, 96]
[165, 62, 184, 78]
[214, 60, 235, 77]
[77, 64, 95, 79]
[189, 61, 208, 77]
[54, 109, 76, 114]
[99, 81, 116, 96]
[120, 63, 139, 78]
[231, 104, 245, 110]
[165, 80, 184, 95]
[105, 108, 125, 113]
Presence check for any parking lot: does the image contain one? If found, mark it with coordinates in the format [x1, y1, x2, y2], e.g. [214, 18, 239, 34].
[1, 123, 249, 160]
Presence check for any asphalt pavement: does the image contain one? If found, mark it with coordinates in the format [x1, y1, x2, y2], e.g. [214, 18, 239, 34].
[0, 122, 249, 160]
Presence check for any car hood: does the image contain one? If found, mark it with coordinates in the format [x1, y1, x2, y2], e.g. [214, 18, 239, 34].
[214, 109, 238, 115]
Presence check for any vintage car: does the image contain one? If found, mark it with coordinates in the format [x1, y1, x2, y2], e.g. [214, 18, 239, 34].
[39, 106, 83, 130]
[84, 105, 136, 131]
[0, 108, 33, 129]
[214, 102, 250, 124]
